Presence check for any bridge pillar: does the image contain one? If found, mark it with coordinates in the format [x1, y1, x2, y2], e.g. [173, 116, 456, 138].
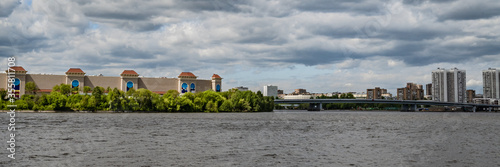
[401, 104, 408, 111]
[411, 104, 417, 112]
[489, 107, 492, 112]
[473, 106, 476, 113]
[320, 102, 323, 111]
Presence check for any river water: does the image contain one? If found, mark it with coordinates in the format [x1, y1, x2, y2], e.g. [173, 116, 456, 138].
[1, 111, 499, 166]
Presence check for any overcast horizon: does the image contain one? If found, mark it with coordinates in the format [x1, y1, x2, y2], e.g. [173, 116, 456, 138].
[1, 0, 499, 95]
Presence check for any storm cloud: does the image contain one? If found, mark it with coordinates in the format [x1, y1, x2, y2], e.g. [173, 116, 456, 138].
[1, 0, 499, 93]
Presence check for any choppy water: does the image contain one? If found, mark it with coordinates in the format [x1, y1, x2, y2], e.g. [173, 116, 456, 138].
[1, 111, 500, 166]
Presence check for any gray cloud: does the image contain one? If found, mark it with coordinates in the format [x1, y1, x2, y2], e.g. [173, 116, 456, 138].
[0, 0, 20, 17]
[438, 1, 500, 21]
[0, 0, 499, 93]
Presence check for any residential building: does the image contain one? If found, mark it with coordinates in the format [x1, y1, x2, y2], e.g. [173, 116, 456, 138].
[293, 89, 308, 95]
[426, 83, 432, 95]
[277, 89, 284, 95]
[431, 68, 466, 103]
[466, 90, 476, 103]
[283, 94, 313, 99]
[263, 85, 278, 97]
[366, 87, 387, 99]
[397, 83, 424, 100]
[483, 68, 500, 99]
[234, 86, 248, 91]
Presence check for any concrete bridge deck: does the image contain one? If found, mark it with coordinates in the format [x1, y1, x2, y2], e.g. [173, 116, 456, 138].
[274, 99, 500, 112]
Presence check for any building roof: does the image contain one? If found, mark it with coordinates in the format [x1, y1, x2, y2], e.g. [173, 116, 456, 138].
[152, 91, 166, 94]
[178, 72, 196, 78]
[212, 74, 222, 79]
[66, 68, 85, 74]
[37, 89, 52, 93]
[121, 70, 139, 75]
[9, 66, 26, 72]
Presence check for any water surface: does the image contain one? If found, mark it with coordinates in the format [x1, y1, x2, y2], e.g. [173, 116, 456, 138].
[1, 111, 499, 166]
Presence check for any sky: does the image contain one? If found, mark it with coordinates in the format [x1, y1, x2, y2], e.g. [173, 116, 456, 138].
[0, 0, 499, 95]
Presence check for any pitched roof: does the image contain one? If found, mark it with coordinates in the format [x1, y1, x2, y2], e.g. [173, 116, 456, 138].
[212, 74, 222, 79]
[66, 68, 85, 74]
[9, 66, 26, 72]
[178, 72, 196, 77]
[121, 70, 139, 75]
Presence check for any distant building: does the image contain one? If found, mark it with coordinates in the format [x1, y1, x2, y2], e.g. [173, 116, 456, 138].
[293, 89, 308, 95]
[483, 68, 500, 99]
[466, 90, 476, 103]
[366, 87, 387, 99]
[283, 94, 313, 99]
[353, 93, 366, 99]
[426, 83, 432, 95]
[474, 98, 490, 104]
[397, 83, 424, 100]
[432, 68, 466, 103]
[263, 85, 278, 97]
[234, 86, 248, 91]
[277, 89, 284, 95]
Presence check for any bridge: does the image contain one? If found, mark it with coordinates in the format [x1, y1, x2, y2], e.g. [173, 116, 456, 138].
[274, 99, 500, 112]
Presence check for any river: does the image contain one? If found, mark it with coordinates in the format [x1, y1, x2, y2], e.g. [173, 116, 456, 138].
[1, 111, 499, 166]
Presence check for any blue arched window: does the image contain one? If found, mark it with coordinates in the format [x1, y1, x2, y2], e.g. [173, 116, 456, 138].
[127, 81, 134, 91]
[181, 83, 188, 93]
[13, 78, 20, 98]
[190, 83, 195, 92]
[216, 84, 221, 92]
[72, 80, 79, 88]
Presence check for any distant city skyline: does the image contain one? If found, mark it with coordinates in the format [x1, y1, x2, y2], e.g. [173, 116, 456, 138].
[1, 0, 499, 94]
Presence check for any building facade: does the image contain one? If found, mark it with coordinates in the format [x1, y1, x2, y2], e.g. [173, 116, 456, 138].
[1, 66, 222, 97]
[426, 83, 432, 96]
[366, 87, 387, 99]
[397, 83, 424, 100]
[466, 90, 476, 103]
[431, 68, 466, 103]
[234, 86, 249, 91]
[263, 85, 278, 97]
[483, 68, 500, 99]
[293, 89, 308, 95]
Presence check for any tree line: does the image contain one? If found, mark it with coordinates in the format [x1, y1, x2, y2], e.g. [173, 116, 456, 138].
[0, 82, 274, 112]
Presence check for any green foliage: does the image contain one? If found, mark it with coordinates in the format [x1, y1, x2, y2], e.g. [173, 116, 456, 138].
[0, 89, 7, 101]
[2, 86, 275, 112]
[59, 84, 71, 95]
[25, 81, 39, 95]
[83, 86, 92, 94]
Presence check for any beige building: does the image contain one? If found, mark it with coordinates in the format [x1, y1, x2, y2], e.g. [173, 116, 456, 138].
[466, 90, 476, 103]
[1, 66, 222, 97]
[397, 83, 424, 100]
[366, 87, 387, 99]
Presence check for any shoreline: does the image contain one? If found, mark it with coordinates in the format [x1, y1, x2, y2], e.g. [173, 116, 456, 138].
[0, 110, 495, 113]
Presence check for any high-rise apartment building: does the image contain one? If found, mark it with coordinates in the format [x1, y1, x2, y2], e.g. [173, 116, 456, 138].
[366, 87, 387, 99]
[431, 68, 466, 103]
[483, 68, 500, 99]
[263, 85, 278, 97]
[397, 83, 424, 100]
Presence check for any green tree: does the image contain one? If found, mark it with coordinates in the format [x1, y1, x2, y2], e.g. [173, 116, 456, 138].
[219, 100, 233, 112]
[205, 100, 218, 113]
[25, 81, 39, 95]
[83, 86, 92, 94]
[59, 84, 71, 96]
[52, 85, 60, 92]
[0, 89, 7, 101]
